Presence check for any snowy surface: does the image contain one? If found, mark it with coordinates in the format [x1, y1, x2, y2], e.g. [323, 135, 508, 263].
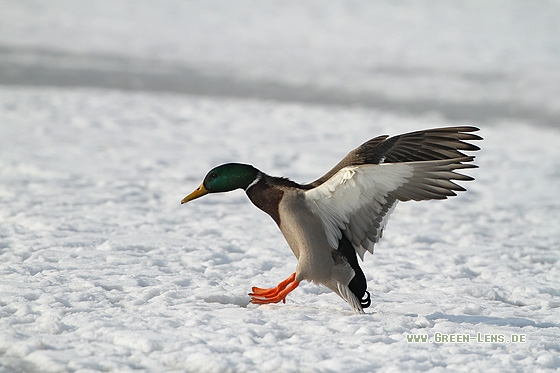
[1, 1, 560, 372]
[1, 0, 560, 124]
[1, 88, 559, 372]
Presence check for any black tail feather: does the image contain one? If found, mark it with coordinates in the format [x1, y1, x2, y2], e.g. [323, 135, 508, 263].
[338, 235, 371, 309]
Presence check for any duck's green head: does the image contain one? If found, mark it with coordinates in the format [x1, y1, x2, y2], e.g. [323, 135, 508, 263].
[181, 163, 260, 204]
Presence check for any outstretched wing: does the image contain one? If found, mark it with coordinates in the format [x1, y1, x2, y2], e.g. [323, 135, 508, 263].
[307, 126, 481, 188]
[304, 157, 477, 260]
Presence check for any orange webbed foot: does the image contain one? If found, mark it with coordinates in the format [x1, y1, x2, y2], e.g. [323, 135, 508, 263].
[249, 272, 299, 305]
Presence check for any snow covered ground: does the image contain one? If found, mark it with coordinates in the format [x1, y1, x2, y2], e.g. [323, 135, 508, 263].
[1, 0, 560, 125]
[1, 1, 560, 372]
[1, 88, 559, 373]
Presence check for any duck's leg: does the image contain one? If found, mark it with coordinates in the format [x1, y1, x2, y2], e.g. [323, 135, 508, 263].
[250, 272, 296, 296]
[249, 272, 300, 304]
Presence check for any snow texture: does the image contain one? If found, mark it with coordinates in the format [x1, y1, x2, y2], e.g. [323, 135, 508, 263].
[1, 1, 560, 372]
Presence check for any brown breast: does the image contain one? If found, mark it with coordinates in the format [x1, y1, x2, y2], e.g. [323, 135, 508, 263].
[246, 179, 284, 225]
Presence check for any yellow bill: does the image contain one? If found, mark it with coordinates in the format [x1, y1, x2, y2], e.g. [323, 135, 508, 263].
[181, 183, 208, 204]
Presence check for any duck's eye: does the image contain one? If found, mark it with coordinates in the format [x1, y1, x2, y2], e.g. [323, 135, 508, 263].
[210, 172, 218, 179]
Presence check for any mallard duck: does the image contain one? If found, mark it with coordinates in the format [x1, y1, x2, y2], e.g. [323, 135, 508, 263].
[181, 126, 481, 313]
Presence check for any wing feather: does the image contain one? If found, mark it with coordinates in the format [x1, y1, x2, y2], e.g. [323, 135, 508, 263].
[307, 126, 481, 187]
[305, 157, 476, 259]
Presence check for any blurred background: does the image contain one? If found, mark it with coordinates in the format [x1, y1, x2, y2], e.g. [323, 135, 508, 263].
[1, 0, 559, 127]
